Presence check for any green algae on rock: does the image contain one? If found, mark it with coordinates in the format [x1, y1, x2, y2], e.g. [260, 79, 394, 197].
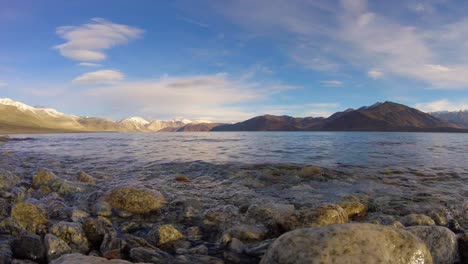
[261, 223, 433, 264]
[401, 214, 436, 226]
[50, 221, 89, 254]
[104, 186, 166, 215]
[11, 202, 48, 234]
[149, 224, 184, 246]
[44, 234, 72, 262]
[32, 169, 57, 189]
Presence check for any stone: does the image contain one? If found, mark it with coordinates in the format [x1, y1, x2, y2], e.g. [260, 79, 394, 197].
[50, 180, 90, 198]
[0, 198, 11, 219]
[338, 196, 367, 219]
[77, 171, 97, 184]
[0, 217, 26, 235]
[401, 214, 436, 226]
[406, 226, 458, 264]
[11, 234, 46, 263]
[31, 169, 56, 189]
[221, 224, 268, 244]
[0, 237, 12, 264]
[188, 245, 208, 255]
[129, 247, 173, 264]
[260, 223, 433, 264]
[246, 203, 295, 223]
[149, 224, 184, 246]
[173, 254, 224, 264]
[93, 201, 112, 217]
[11, 203, 48, 234]
[100, 234, 126, 260]
[175, 175, 191, 182]
[104, 186, 166, 214]
[0, 169, 20, 190]
[278, 204, 348, 232]
[70, 208, 89, 222]
[458, 233, 468, 264]
[50, 253, 132, 263]
[44, 234, 71, 262]
[298, 165, 322, 179]
[50, 222, 89, 253]
[83, 218, 116, 249]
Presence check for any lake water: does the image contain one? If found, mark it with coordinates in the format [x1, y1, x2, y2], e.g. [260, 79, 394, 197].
[3, 132, 468, 170]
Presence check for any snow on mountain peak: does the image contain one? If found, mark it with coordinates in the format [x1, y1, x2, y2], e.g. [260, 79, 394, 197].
[0, 98, 36, 112]
[122, 117, 150, 125]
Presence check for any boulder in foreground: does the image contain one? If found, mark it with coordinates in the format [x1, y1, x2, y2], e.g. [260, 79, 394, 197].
[261, 223, 433, 264]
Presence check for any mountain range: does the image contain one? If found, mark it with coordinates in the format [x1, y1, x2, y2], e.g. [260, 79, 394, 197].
[0, 98, 466, 133]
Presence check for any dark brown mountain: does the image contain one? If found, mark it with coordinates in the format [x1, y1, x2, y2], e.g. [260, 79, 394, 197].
[176, 123, 224, 132]
[213, 102, 467, 132]
[212, 115, 325, 131]
[431, 111, 468, 127]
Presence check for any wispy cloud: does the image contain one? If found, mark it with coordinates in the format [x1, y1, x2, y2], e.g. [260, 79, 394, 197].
[415, 99, 468, 112]
[54, 18, 143, 61]
[73, 69, 124, 84]
[368, 68, 384, 79]
[321, 80, 343, 87]
[78, 62, 103, 67]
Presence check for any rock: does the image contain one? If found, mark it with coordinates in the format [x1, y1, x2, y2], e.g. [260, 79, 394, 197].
[246, 203, 295, 223]
[0, 217, 26, 235]
[0, 198, 10, 219]
[31, 169, 56, 189]
[298, 165, 322, 179]
[104, 186, 166, 214]
[69, 208, 89, 222]
[0, 237, 12, 264]
[278, 204, 348, 232]
[149, 224, 184, 247]
[50, 180, 90, 198]
[93, 201, 112, 217]
[401, 213, 436, 226]
[50, 253, 132, 263]
[448, 219, 465, 233]
[338, 196, 367, 219]
[222, 224, 268, 244]
[260, 223, 433, 264]
[100, 234, 126, 260]
[83, 218, 116, 249]
[173, 254, 224, 264]
[47, 200, 68, 221]
[186, 226, 202, 241]
[11, 203, 48, 234]
[129, 247, 173, 263]
[44, 234, 71, 262]
[77, 171, 96, 184]
[50, 222, 89, 253]
[458, 233, 468, 264]
[406, 226, 458, 264]
[175, 175, 191, 182]
[188, 245, 208, 255]
[0, 169, 20, 190]
[12, 234, 46, 263]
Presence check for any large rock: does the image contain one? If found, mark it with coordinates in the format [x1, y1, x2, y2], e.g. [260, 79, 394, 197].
[406, 226, 458, 264]
[50, 253, 132, 263]
[278, 204, 348, 232]
[44, 234, 72, 262]
[11, 203, 48, 234]
[261, 223, 433, 264]
[401, 214, 436, 226]
[12, 234, 46, 263]
[50, 222, 89, 253]
[0, 169, 20, 190]
[32, 169, 56, 189]
[104, 186, 166, 214]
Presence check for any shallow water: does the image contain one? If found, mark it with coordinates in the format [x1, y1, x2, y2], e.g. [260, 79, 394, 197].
[1, 132, 468, 227]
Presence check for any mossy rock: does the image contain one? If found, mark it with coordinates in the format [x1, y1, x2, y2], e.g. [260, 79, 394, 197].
[77, 172, 96, 185]
[50, 180, 91, 197]
[150, 224, 184, 246]
[11, 202, 48, 234]
[50, 221, 89, 254]
[338, 196, 368, 219]
[298, 165, 322, 179]
[104, 186, 166, 214]
[0, 169, 20, 190]
[32, 169, 56, 189]
[278, 204, 348, 232]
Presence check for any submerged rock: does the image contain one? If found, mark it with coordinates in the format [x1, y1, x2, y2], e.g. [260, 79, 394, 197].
[50, 222, 89, 254]
[338, 196, 368, 219]
[246, 203, 295, 223]
[222, 224, 268, 244]
[11, 202, 48, 234]
[31, 169, 56, 189]
[44, 234, 72, 262]
[129, 247, 173, 263]
[77, 171, 97, 184]
[50, 253, 132, 263]
[406, 226, 458, 264]
[104, 186, 166, 214]
[401, 214, 436, 226]
[261, 223, 433, 264]
[0, 236, 12, 264]
[0, 169, 20, 191]
[278, 204, 348, 232]
[12, 234, 46, 263]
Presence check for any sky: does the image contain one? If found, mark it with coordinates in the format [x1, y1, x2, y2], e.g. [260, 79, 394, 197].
[1, 0, 468, 122]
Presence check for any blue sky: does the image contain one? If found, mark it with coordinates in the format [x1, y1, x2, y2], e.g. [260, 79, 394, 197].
[1, 0, 468, 122]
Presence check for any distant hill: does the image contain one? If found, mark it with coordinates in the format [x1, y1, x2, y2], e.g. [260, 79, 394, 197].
[0, 98, 466, 133]
[213, 102, 467, 132]
[431, 111, 468, 127]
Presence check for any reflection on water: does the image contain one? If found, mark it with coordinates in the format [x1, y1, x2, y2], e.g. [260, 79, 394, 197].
[3, 132, 468, 170]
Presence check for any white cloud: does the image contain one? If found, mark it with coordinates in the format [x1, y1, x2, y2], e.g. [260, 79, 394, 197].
[415, 99, 468, 112]
[368, 68, 384, 79]
[321, 80, 343, 87]
[78, 62, 103, 67]
[55, 18, 143, 61]
[84, 73, 294, 122]
[73, 69, 124, 84]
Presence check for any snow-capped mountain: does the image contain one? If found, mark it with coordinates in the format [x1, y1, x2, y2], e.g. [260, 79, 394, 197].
[0, 98, 215, 133]
[431, 110, 468, 126]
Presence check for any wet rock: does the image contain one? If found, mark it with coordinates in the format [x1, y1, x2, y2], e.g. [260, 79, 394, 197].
[149, 224, 184, 247]
[401, 213, 436, 226]
[260, 223, 433, 264]
[246, 203, 295, 223]
[46, 201, 68, 221]
[50, 253, 132, 263]
[11, 203, 48, 234]
[83, 218, 116, 249]
[50, 221, 89, 254]
[406, 226, 458, 264]
[175, 175, 191, 182]
[12, 234, 46, 263]
[298, 165, 322, 179]
[448, 219, 465, 234]
[0, 217, 26, 235]
[173, 254, 224, 264]
[0, 198, 10, 219]
[338, 196, 367, 219]
[278, 204, 348, 232]
[186, 226, 202, 241]
[167, 198, 203, 223]
[104, 186, 166, 215]
[44, 234, 71, 262]
[129, 247, 173, 264]
[69, 208, 89, 222]
[50, 180, 90, 198]
[188, 245, 208, 255]
[31, 169, 56, 189]
[0, 169, 20, 190]
[93, 201, 112, 217]
[101, 235, 125, 260]
[458, 233, 468, 264]
[221, 224, 268, 244]
[203, 205, 240, 237]
[77, 171, 96, 184]
[0, 237, 12, 264]
[244, 239, 275, 258]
